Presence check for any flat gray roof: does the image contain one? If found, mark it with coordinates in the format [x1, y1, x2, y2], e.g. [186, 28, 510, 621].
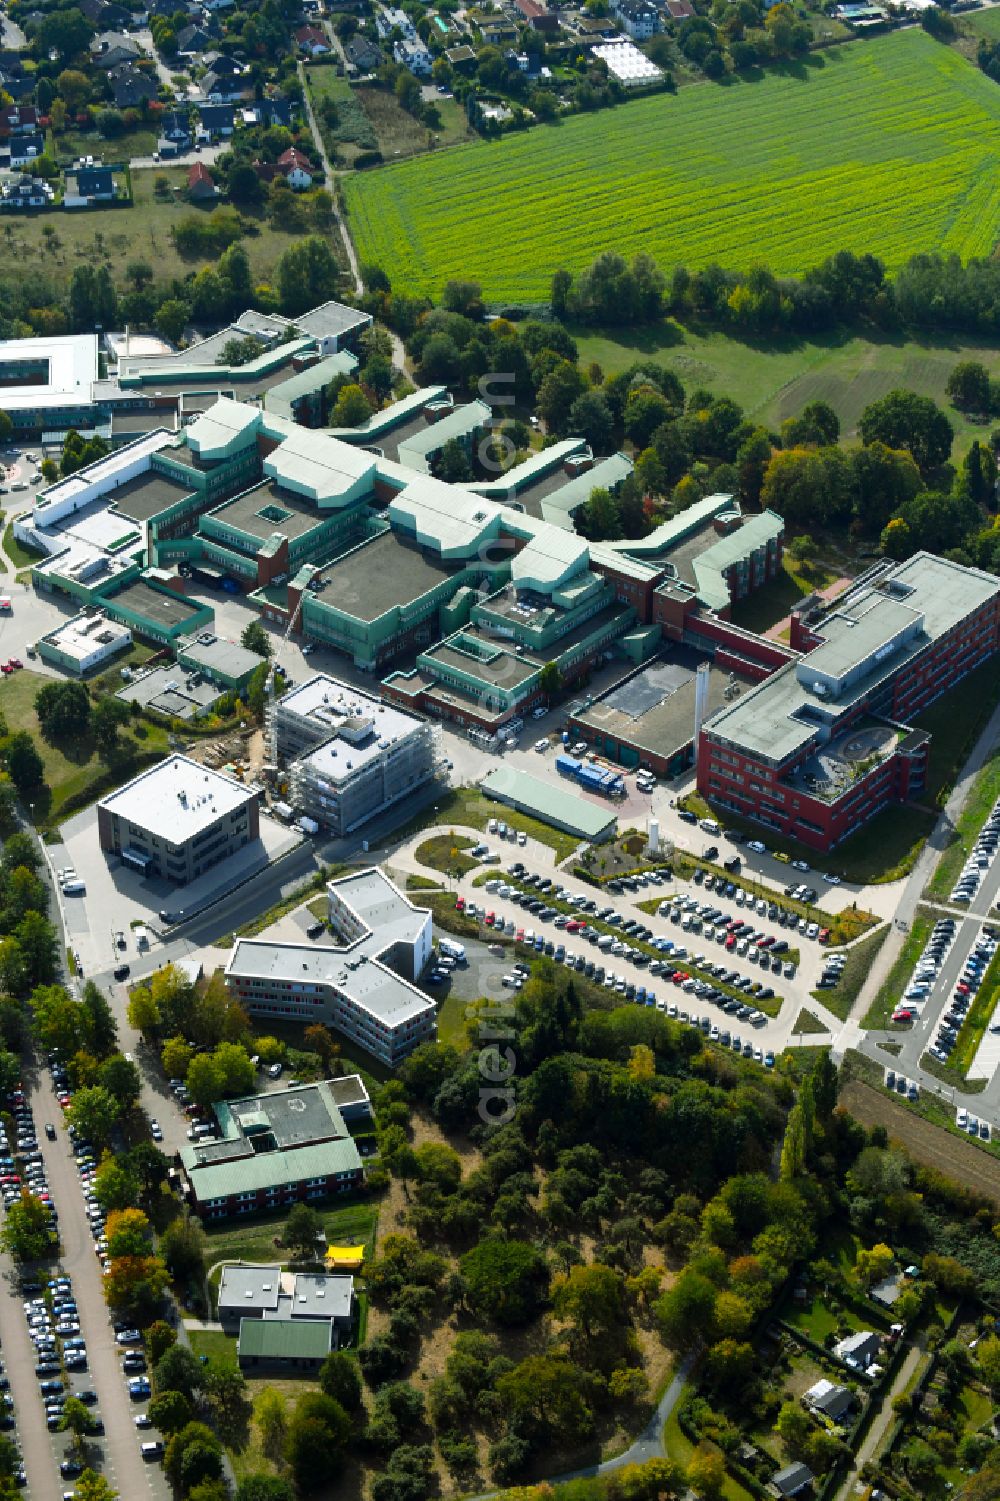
[286, 1273, 353, 1321]
[296, 300, 371, 339]
[178, 631, 262, 680]
[576, 649, 757, 760]
[116, 665, 221, 720]
[481, 766, 617, 840]
[324, 531, 457, 621]
[209, 480, 324, 543]
[218, 1265, 282, 1312]
[110, 468, 194, 521]
[108, 580, 205, 628]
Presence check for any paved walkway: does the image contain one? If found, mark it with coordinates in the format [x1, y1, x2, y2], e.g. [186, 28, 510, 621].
[298, 61, 362, 295]
[835, 1342, 925, 1501]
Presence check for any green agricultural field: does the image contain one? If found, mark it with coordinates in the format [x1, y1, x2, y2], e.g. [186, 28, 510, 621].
[573, 322, 1000, 453]
[344, 30, 1000, 301]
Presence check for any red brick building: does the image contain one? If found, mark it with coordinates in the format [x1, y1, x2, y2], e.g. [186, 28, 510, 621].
[697, 554, 1000, 852]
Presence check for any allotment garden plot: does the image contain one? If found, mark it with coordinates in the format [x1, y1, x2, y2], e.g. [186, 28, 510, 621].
[345, 29, 1000, 302]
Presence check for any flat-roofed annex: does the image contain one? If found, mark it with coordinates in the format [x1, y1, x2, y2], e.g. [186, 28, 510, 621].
[98, 753, 254, 843]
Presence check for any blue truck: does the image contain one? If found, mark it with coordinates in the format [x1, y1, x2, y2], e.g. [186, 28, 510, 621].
[556, 753, 624, 798]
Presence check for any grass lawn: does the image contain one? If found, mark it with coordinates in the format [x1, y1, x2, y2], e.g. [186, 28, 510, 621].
[792, 1007, 830, 1035]
[415, 832, 477, 876]
[927, 744, 1000, 900]
[663, 1404, 756, 1501]
[0, 167, 325, 294]
[574, 319, 1000, 459]
[862, 909, 933, 1029]
[345, 32, 1000, 300]
[356, 84, 475, 158]
[435, 990, 470, 1048]
[3, 523, 47, 571]
[49, 123, 158, 164]
[0, 667, 172, 826]
[400, 785, 582, 862]
[946, 945, 1000, 1077]
[188, 1329, 239, 1367]
[916, 656, 1000, 807]
[202, 1199, 378, 1271]
[960, 6, 1000, 37]
[812, 924, 889, 1022]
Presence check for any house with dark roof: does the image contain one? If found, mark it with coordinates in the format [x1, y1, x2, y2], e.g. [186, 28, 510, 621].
[75, 164, 116, 200]
[111, 64, 158, 109]
[177, 21, 215, 52]
[0, 174, 54, 210]
[201, 49, 242, 75]
[803, 1380, 854, 1423]
[196, 102, 235, 138]
[157, 111, 192, 155]
[9, 133, 44, 168]
[202, 69, 247, 101]
[1, 76, 33, 101]
[833, 1330, 882, 1372]
[187, 161, 218, 200]
[261, 96, 292, 127]
[344, 33, 382, 70]
[772, 1464, 814, 1499]
[91, 30, 142, 68]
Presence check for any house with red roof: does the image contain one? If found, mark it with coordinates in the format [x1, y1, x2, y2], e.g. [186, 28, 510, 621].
[187, 161, 219, 201]
[277, 147, 314, 189]
[295, 24, 329, 54]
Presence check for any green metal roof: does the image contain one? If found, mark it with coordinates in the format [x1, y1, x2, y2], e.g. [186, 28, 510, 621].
[180, 1137, 361, 1199]
[238, 1318, 333, 1360]
[481, 767, 617, 841]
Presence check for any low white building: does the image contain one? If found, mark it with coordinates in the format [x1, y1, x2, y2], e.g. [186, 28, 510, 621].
[592, 38, 662, 84]
[224, 866, 437, 1066]
[37, 609, 132, 675]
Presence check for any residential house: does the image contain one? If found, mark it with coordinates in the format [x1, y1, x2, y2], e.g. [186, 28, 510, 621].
[870, 1272, 902, 1308]
[9, 133, 44, 168]
[187, 161, 219, 200]
[176, 21, 216, 52]
[343, 33, 383, 69]
[196, 102, 236, 139]
[201, 49, 242, 75]
[80, 0, 133, 25]
[512, 0, 558, 29]
[833, 1330, 882, 1372]
[803, 1380, 854, 1423]
[613, 0, 660, 38]
[277, 146, 314, 188]
[261, 96, 293, 127]
[393, 35, 433, 71]
[376, 5, 415, 38]
[444, 42, 476, 68]
[1, 76, 34, 102]
[202, 69, 247, 101]
[110, 64, 158, 109]
[75, 165, 116, 200]
[158, 111, 192, 155]
[573, 14, 621, 37]
[478, 17, 518, 42]
[295, 23, 330, 53]
[0, 174, 54, 211]
[202, 0, 236, 12]
[0, 105, 38, 135]
[663, 0, 694, 17]
[91, 30, 142, 68]
[772, 1464, 815, 1499]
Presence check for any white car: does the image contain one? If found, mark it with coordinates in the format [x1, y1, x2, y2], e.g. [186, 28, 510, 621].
[823, 872, 841, 885]
[531, 706, 547, 720]
[534, 738, 548, 752]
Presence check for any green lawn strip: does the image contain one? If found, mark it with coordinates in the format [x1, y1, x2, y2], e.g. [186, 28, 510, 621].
[573, 321, 1000, 458]
[862, 910, 933, 1029]
[926, 743, 1000, 900]
[917, 655, 1000, 807]
[397, 785, 582, 862]
[941, 943, 1000, 1077]
[188, 1329, 239, 1367]
[482, 868, 783, 1014]
[3, 522, 47, 569]
[202, 1200, 378, 1272]
[792, 1008, 830, 1035]
[918, 1050, 987, 1095]
[811, 924, 889, 1022]
[675, 792, 933, 885]
[435, 991, 471, 1049]
[404, 874, 442, 892]
[415, 831, 477, 876]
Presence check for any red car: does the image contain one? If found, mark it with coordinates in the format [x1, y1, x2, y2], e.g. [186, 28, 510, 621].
[725, 935, 736, 950]
[891, 1008, 914, 1023]
[818, 928, 831, 944]
[6, 659, 21, 670]
[485, 912, 495, 927]
[515, 929, 524, 942]
[566, 920, 582, 933]
[0, 665, 12, 676]
[455, 897, 465, 911]
[956, 982, 970, 995]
